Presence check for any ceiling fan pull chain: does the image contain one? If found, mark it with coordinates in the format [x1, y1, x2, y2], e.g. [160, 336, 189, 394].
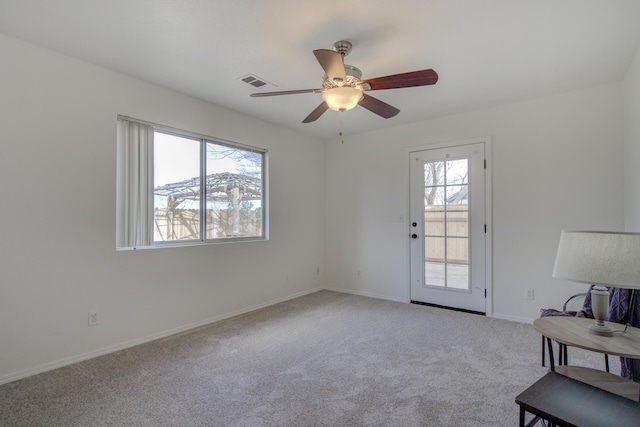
[339, 111, 345, 144]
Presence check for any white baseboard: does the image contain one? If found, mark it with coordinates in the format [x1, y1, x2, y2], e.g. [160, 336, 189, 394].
[492, 312, 534, 324]
[323, 286, 407, 303]
[0, 287, 323, 386]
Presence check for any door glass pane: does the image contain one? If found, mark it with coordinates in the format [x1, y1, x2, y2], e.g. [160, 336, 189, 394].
[425, 262, 445, 287]
[447, 237, 468, 263]
[153, 132, 201, 242]
[425, 186, 445, 206]
[425, 211, 444, 236]
[447, 264, 469, 290]
[446, 210, 468, 237]
[425, 161, 445, 186]
[446, 159, 469, 184]
[446, 184, 468, 205]
[205, 142, 263, 239]
[425, 237, 444, 262]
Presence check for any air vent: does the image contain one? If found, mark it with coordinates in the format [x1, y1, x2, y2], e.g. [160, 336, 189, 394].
[238, 74, 276, 90]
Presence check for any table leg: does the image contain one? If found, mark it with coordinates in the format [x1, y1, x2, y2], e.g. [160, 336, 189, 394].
[558, 343, 563, 365]
[546, 337, 555, 371]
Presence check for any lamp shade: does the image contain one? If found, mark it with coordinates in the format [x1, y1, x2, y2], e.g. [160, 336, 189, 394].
[552, 231, 640, 288]
[322, 87, 363, 111]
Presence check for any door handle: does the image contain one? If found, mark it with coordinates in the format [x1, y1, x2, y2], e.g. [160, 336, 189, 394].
[411, 234, 418, 239]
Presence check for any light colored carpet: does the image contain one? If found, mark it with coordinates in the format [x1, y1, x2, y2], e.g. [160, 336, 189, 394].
[0, 290, 616, 426]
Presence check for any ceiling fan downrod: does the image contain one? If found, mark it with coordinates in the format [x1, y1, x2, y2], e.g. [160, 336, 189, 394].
[333, 40, 352, 57]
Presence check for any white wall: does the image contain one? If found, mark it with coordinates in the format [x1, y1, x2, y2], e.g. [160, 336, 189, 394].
[325, 84, 625, 322]
[624, 46, 640, 231]
[0, 35, 326, 383]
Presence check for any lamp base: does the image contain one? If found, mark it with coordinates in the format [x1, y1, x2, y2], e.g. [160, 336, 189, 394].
[589, 323, 614, 337]
[589, 285, 612, 337]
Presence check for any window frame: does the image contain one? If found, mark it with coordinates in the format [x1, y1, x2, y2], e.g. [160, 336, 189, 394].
[116, 116, 268, 250]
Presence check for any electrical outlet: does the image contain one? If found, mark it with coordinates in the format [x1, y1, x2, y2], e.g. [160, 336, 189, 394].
[525, 289, 535, 300]
[88, 311, 98, 326]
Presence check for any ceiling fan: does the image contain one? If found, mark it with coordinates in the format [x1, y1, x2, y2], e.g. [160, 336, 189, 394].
[250, 40, 439, 123]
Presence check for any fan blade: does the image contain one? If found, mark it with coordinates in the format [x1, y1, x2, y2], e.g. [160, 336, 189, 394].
[313, 49, 347, 83]
[358, 93, 400, 119]
[251, 88, 323, 97]
[360, 69, 438, 91]
[302, 102, 329, 123]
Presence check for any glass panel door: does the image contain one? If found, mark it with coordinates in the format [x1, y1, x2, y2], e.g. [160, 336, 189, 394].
[410, 142, 486, 313]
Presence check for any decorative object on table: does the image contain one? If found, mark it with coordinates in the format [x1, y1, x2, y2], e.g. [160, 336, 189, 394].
[579, 287, 640, 381]
[552, 230, 640, 337]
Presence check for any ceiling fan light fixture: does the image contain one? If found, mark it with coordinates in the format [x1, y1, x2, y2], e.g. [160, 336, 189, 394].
[322, 87, 363, 112]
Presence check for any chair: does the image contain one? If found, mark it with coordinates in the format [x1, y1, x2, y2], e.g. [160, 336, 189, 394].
[540, 292, 610, 372]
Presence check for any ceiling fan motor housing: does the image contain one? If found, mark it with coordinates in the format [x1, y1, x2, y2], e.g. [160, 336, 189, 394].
[323, 64, 363, 89]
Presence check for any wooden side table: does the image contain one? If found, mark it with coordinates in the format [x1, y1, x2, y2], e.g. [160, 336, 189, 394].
[516, 371, 640, 427]
[534, 316, 640, 370]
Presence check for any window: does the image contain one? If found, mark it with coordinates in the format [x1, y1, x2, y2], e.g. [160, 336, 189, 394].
[116, 117, 267, 249]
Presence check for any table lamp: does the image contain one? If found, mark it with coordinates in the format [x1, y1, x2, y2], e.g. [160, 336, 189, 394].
[552, 230, 640, 336]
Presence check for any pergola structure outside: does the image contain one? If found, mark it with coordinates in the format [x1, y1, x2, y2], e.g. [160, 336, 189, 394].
[154, 172, 262, 240]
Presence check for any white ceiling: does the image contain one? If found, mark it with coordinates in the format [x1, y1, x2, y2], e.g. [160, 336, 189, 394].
[2, 0, 640, 139]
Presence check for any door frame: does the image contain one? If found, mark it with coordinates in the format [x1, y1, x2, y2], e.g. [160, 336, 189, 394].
[404, 136, 493, 316]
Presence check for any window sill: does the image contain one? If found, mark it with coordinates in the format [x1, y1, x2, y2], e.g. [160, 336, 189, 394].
[116, 237, 268, 251]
